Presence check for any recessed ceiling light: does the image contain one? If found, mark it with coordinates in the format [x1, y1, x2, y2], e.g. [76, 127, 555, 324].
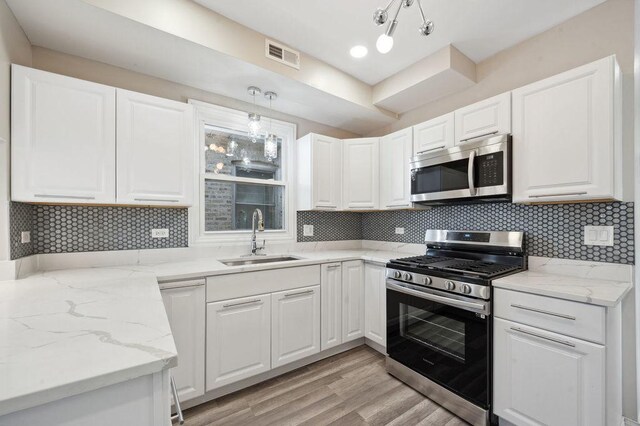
[350, 45, 368, 58]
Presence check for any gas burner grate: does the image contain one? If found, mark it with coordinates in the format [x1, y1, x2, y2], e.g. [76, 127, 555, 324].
[444, 261, 518, 277]
[393, 255, 453, 267]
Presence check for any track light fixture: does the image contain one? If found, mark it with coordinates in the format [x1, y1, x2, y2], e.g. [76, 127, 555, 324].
[373, 0, 434, 54]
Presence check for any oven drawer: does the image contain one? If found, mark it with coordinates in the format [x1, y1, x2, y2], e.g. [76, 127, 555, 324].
[494, 288, 605, 344]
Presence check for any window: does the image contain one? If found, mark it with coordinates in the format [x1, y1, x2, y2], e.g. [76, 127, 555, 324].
[189, 101, 296, 244]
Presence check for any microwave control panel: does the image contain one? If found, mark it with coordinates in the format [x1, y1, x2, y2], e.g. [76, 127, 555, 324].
[476, 152, 503, 187]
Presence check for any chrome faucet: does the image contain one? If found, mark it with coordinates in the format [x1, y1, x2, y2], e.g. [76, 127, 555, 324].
[250, 208, 266, 255]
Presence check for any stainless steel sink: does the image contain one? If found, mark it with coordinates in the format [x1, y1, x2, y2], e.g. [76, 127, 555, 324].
[220, 255, 302, 267]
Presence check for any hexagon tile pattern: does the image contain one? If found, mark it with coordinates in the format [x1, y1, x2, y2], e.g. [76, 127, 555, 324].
[27, 204, 188, 255]
[297, 211, 363, 242]
[10, 202, 34, 259]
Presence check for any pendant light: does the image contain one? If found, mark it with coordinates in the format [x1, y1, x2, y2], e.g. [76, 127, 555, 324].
[263, 91, 278, 161]
[247, 86, 262, 142]
[373, 0, 434, 54]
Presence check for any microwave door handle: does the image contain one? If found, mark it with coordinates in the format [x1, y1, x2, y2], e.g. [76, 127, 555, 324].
[468, 149, 477, 196]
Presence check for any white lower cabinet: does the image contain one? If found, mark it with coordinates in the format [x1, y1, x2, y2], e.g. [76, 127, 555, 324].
[494, 318, 605, 426]
[271, 285, 321, 368]
[342, 260, 365, 342]
[160, 282, 205, 402]
[364, 263, 386, 348]
[206, 294, 271, 391]
[321, 263, 343, 350]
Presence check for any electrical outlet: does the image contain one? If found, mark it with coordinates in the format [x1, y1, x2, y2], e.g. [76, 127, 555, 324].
[583, 225, 614, 246]
[395, 227, 405, 235]
[151, 228, 169, 238]
[303, 225, 314, 237]
[20, 231, 30, 244]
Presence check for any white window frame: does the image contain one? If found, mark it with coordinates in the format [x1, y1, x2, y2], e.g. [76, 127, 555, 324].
[188, 100, 296, 246]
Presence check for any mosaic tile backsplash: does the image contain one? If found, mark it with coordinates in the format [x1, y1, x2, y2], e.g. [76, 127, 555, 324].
[10, 203, 188, 259]
[298, 202, 635, 264]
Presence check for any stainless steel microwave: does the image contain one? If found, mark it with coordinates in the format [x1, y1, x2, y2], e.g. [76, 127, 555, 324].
[410, 134, 511, 205]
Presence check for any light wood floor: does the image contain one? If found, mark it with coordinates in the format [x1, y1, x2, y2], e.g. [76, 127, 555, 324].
[181, 346, 469, 426]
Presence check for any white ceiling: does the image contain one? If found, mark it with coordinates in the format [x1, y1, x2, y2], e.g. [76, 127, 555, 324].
[195, 0, 605, 85]
[7, 0, 396, 135]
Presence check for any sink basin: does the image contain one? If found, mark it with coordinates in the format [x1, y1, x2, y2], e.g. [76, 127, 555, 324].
[220, 255, 303, 267]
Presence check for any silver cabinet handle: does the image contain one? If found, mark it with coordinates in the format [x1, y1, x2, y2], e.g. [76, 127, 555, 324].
[134, 198, 180, 203]
[510, 304, 576, 320]
[416, 145, 445, 154]
[528, 192, 587, 198]
[34, 194, 96, 200]
[325, 264, 341, 269]
[284, 289, 314, 298]
[468, 149, 477, 196]
[222, 299, 261, 308]
[459, 130, 499, 143]
[510, 326, 575, 348]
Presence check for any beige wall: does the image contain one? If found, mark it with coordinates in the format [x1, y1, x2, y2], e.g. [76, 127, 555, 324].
[0, 0, 31, 261]
[369, 0, 634, 136]
[30, 47, 360, 140]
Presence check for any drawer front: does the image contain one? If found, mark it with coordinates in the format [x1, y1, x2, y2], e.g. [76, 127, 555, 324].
[494, 288, 605, 344]
[206, 265, 321, 302]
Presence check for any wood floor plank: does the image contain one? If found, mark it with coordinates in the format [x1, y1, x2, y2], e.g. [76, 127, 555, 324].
[181, 346, 469, 426]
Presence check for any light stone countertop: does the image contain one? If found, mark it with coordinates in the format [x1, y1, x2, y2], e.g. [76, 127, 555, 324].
[0, 249, 405, 418]
[2, 248, 631, 418]
[493, 266, 632, 307]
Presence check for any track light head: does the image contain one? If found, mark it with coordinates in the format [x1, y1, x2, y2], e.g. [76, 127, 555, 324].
[418, 20, 434, 36]
[373, 8, 388, 26]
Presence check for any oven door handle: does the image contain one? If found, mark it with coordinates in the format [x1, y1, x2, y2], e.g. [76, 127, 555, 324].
[386, 280, 489, 315]
[468, 149, 477, 196]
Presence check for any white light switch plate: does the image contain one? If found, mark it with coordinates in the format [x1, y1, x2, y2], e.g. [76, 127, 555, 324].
[21, 231, 30, 244]
[583, 225, 614, 246]
[151, 228, 169, 238]
[303, 225, 314, 237]
[395, 227, 405, 235]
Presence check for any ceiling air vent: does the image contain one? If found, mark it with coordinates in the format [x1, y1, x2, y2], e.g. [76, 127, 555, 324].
[265, 39, 300, 70]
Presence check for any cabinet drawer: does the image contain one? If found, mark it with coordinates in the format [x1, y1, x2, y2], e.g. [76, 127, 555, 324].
[494, 288, 605, 344]
[206, 265, 321, 302]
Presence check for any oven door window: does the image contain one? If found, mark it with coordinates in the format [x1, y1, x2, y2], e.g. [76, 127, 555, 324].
[387, 287, 490, 408]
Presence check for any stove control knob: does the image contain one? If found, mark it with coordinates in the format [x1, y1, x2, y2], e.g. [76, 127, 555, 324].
[445, 281, 456, 291]
[393, 270, 402, 279]
[423, 276, 432, 286]
[460, 284, 472, 294]
[403, 273, 413, 281]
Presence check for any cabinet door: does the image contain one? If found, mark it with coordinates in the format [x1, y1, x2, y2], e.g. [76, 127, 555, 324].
[161, 283, 205, 402]
[312, 134, 342, 210]
[321, 263, 343, 351]
[380, 128, 412, 209]
[343, 138, 380, 210]
[116, 89, 193, 206]
[454, 92, 511, 145]
[412, 112, 455, 156]
[512, 56, 620, 203]
[342, 260, 365, 342]
[494, 318, 605, 426]
[364, 263, 386, 348]
[206, 294, 271, 390]
[11, 65, 116, 204]
[272, 285, 321, 368]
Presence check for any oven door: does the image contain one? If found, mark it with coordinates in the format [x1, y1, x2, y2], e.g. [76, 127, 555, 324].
[386, 280, 491, 409]
[410, 134, 510, 203]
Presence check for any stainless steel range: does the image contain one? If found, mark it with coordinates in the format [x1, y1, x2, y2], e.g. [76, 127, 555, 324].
[385, 230, 525, 426]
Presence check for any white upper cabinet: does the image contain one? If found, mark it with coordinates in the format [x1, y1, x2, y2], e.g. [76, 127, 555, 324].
[412, 112, 455, 156]
[296, 133, 343, 210]
[512, 56, 622, 203]
[116, 89, 194, 206]
[380, 128, 413, 209]
[11, 65, 116, 204]
[343, 138, 380, 210]
[454, 92, 511, 145]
